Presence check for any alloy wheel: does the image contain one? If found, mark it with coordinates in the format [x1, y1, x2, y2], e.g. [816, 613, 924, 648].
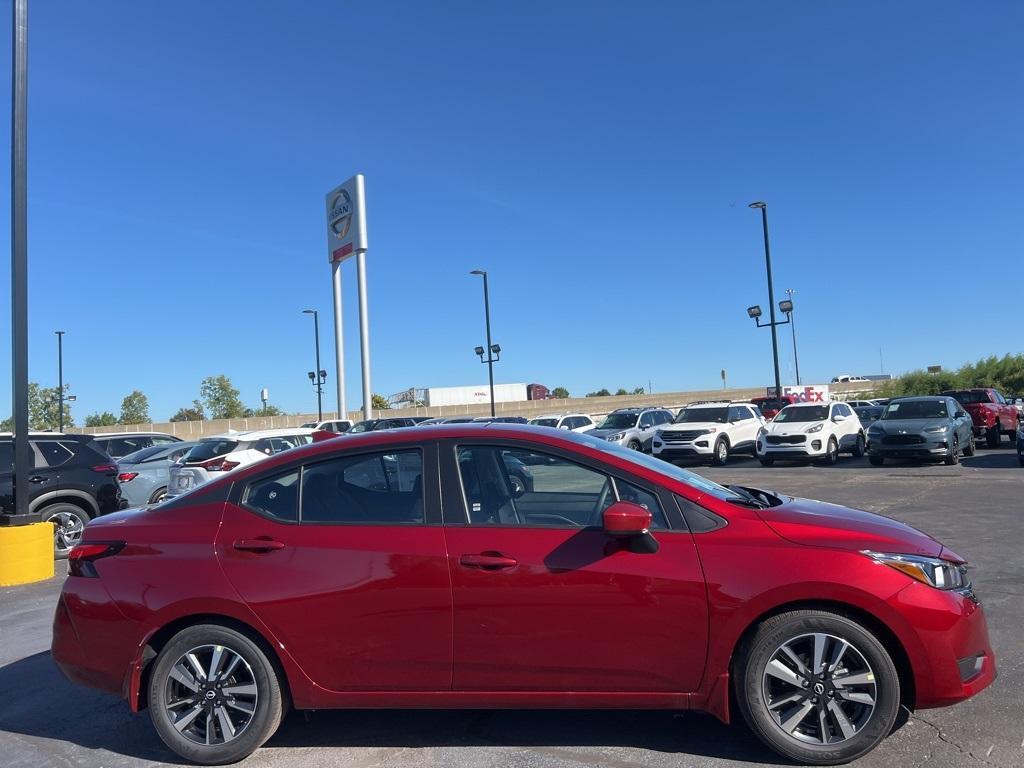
[761, 632, 877, 746]
[162, 644, 259, 746]
[49, 510, 86, 555]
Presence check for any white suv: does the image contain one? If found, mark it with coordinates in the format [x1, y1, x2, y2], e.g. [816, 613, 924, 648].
[527, 413, 596, 432]
[165, 428, 315, 499]
[301, 419, 354, 434]
[756, 401, 865, 465]
[652, 402, 764, 465]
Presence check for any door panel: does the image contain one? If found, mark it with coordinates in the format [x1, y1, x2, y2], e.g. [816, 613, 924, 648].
[217, 505, 452, 691]
[445, 526, 707, 692]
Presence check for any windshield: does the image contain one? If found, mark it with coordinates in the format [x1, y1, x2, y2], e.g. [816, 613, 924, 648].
[883, 401, 949, 419]
[529, 418, 559, 427]
[674, 407, 728, 424]
[946, 390, 989, 405]
[597, 413, 638, 430]
[569, 432, 744, 502]
[348, 420, 377, 433]
[118, 445, 168, 464]
[300, 422, 317, 428]
[774, 405, 829, 423]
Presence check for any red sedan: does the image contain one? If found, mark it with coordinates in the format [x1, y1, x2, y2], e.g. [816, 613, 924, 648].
[52, 424, 995, 766]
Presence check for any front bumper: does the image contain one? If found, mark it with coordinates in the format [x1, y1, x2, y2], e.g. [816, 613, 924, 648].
[886, 580, 996, 708]
[869, 438, 950, 460]
[652, 438, 714, 458]
[757, 437, 826, 458]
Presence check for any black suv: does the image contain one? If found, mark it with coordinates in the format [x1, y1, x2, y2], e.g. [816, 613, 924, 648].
[0, 433, 124, 557]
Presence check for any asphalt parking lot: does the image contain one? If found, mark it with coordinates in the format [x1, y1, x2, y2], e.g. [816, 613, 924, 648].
[1, 448, 1021, 768]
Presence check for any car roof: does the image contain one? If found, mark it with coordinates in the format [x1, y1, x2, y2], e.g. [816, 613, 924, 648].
[202, 427, 316, 441]
[91, 431, 179, 439]
[530, 413, 588, 419]
[0, 431, 90, 440]
[889, 396, 950, 402]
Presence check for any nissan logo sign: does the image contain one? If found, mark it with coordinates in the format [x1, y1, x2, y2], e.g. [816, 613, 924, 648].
[328, 189, 353, 240]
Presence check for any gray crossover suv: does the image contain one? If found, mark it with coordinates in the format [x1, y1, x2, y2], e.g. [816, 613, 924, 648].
[587, 407, 674, 452]
[867, 396, 975, 465]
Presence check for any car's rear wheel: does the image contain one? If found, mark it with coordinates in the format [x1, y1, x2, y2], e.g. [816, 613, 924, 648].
[963, 434, 976, 457]
[148, 624, 284, 765]
[986, 424, 1000, 448]
[944, 435, 960, 465]
[852, 433, 866, 458]
[712, 438, 730, 466]
[758, 456, 775, 467]
[149, 486, 168, 504]
[735, 610, 900, 765]
[39, 503, 91, 559]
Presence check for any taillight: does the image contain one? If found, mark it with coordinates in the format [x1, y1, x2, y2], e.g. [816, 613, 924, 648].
[91, 464, 117, 474]
[118, 472, 138, 483]
[199, 458, 240, 472]
[68, 541, 125, 578]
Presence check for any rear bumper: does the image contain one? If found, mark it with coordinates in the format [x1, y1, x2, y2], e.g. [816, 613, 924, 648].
[886, 581, 996, 709]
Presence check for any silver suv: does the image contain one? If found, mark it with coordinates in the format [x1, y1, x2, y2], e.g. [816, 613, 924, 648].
[588, 407, 674, 452]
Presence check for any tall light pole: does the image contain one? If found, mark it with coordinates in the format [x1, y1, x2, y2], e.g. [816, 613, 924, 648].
[302, 309, 324, 421]
[748, 201, 783, 399]
[55, 330, 65, 431]
[784, 288, 801, 385]
[470, 269, 499, 417]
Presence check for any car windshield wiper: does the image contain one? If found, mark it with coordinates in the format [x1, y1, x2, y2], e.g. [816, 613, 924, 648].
[726, 485, 767, 509]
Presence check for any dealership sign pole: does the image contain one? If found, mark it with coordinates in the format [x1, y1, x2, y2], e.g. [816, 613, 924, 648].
[325, 174, 371, 420]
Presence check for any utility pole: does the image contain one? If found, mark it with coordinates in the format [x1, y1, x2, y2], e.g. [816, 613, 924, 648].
[55, 330, 65, 431]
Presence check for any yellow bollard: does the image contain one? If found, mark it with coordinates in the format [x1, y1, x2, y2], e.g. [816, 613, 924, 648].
[0, 522, 55, 586]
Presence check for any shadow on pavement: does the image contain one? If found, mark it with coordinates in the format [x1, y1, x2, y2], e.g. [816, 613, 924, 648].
[1, 652, 774, 764]
[961, 452, 1020, 469]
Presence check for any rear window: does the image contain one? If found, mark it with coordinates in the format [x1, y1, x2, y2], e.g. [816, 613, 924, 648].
[946, 390, 990, 405]
[119, 445, 168, 464]
[185, 440, 238, 463]
[530, 418, 559, 427]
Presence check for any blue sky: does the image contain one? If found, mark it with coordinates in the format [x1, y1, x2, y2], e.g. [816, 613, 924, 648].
[1, 1, 1022, 421]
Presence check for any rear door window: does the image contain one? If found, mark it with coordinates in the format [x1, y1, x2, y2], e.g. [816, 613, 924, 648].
[244, 469, 299, 522]
[31, 440, 75, 468]
[185, 440, 238, 463]
[300, 450, 424, 524]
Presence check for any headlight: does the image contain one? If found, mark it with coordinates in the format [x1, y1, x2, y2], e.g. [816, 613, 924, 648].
[606, 432, 625, 442]
[924, 425, 949, 433]
[862, 551, 966, 590]
[805, 423, 824, 433]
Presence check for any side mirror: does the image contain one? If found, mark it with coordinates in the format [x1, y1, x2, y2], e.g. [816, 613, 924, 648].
[602, 501, 652, 537]
[559, 424, 571, 430]
[832, 414, 846, 422]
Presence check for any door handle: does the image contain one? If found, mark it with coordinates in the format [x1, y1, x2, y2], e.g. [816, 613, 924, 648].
[459, 553, 518, 570]
[28, 476, 48, 484]
[233, 538, 285, 552]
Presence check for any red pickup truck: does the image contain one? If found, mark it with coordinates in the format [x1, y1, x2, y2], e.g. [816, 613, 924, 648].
[942, 388, 1020, 448]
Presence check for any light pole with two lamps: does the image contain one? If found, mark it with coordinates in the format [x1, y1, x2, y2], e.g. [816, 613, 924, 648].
[302, 309, 326, 421]
[745, 201, 793, 398]
[469, 269, 501, 417]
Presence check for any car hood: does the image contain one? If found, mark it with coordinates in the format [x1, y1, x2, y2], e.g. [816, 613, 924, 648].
[589, 428, 631, 439]
[761, 420, 824, 435]
[868, 418, 950, 435]
[754, 494, 942, 557]
[660, 421, 726, 432]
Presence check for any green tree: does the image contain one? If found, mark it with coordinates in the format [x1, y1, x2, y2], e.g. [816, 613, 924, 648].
[169, 400, 206, 422]
[614, 388, 629, 396]
[551, 387, 570, 399]
[631, 386, 645, 395]
[85, 411, 119, 427]
[242, 404, 285, 417]
[3, 382, 73, 430]
[586, 388, 611, 398]
[873, 353, 1024, 399]
[200, 375, 246, 419]
[371, 393, 391, 410]
[120, 390, 150, 424]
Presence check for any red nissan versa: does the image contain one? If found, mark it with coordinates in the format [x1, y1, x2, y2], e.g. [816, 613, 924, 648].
[51, 425, 995, 766]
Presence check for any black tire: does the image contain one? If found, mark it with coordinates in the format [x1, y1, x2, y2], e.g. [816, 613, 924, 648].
[868, 455, 884, 466]
[712, 437, 730, 466]
[963, 434, 976, 457]
[734, 610, 901, 765]
[758, 456, 775, 467]
[819, 437, 839, 466]
[627, 440, 642, 452]
[39, 502, 92, 559]
[986, 424, 1000, 448]
[851, 433, 866, 458]
[149, 486, 168, 504]
[148, 624, 284, 765]
[944, 435, 960, 465]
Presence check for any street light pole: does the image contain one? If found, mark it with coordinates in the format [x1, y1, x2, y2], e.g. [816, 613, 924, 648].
[786, 288, 801, 385]
[749, 202, 782, 398]
[55, 330, 64, 431]
[470, 270, 497, 417]
[302, 309, 323, 421]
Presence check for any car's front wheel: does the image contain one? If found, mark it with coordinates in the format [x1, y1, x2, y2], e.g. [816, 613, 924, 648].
[851, 433, 866, 458]
[735, 610, 900, 765]
[944, 435, 960, 466]
[712, 438, 730, 466]
[39, 503, 91, 559]
[818, 437, 839, 466]
[148, 624, 284, 765]
[627, 440, 642, 452]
